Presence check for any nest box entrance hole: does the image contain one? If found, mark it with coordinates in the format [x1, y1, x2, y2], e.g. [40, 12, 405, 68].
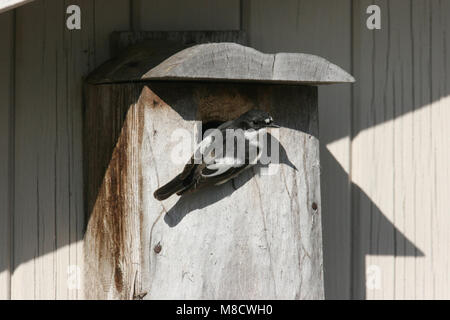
[201, 120, 224, 135]
[193, 83, 273, 136]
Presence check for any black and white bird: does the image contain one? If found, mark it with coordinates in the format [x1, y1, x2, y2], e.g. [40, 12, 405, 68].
[153, 109, 280, 201]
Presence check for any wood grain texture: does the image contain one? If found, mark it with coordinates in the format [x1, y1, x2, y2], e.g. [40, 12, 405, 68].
[60, 0, 96, 300]
[12, 0, 91, 299]
[3, 0, 261, 300]
[4, 0, 450, 300]
[88, 42, 355, 84]
[0, 10, 14, 300]
[90, 31, 246, 85]
[8, 0, 130, 299]
[13, 0, 58, 299]
[144, 43, 354, 84]
[84, 82, 324, 299]
[243, 0, 353, 299]
[352, 0, 450, 299]
[84, 84, 143, 299]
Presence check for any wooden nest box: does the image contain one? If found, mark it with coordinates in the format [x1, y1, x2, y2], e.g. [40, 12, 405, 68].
[83, 34, 354, 300]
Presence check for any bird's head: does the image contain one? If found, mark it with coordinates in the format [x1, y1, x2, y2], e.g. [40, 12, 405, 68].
[237, 109, 280, 130]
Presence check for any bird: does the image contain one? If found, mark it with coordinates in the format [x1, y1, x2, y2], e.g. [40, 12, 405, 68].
[153, 109, 280, 201]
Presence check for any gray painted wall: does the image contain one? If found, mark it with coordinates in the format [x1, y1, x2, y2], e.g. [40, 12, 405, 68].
[0, 0, 448, 299]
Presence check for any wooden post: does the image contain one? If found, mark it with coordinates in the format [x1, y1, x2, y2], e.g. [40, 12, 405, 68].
[83, 39, 354, 300]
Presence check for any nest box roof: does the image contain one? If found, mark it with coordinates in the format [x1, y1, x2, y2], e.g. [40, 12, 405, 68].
[0, 0, 35, 13]
[87, 41, 355, 85]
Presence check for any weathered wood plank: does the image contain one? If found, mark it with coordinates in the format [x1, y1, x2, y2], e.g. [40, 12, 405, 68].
[13, 0, 54, 299]
[88, 42, 354, 85]
[390, 0, 419, 300]
[145, 43, 355, 84]
[84, 82, 324, 299]
[0, 10, 14, 301]
[11, 0, 97, 299]
[5, 0, 130, 299]
[13, 0, 72, 299]
[6, 0, 450, 301]
[91, 32, 246, 84]
[144, 84, 323, 299]
[432, 0, 450, 299]
[54, 0, 95, 300]
[12, 0, 85, 299]
[96, 0, 353, 301]
[54, 0, 73, 299]
[83, 83, 144, 299]
[410, 0, 450, 300]
[244, 0, 353, 300]
[353, 0, 396, 300]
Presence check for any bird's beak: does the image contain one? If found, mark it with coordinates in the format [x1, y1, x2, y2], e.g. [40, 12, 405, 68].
[267, 123, 281, 128]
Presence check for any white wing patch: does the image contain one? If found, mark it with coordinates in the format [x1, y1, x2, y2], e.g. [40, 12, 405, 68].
[203, 157, 244, 177]
[201, 129, 266, 178]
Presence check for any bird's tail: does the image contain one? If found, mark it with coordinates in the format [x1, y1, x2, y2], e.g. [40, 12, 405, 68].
[153, 175, 186, 201]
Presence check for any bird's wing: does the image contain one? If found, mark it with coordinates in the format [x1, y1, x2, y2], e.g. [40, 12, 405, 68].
[198, 129, 258, 183]
[179, 133, 216, 180]
[179, 126, 262, 193]
[177, 129, 263, 196]
[217, 120, 234, 130]
[178, 161, 197, 181]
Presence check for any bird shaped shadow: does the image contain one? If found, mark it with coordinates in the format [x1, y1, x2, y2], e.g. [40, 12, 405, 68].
[163, 133, 297, 227]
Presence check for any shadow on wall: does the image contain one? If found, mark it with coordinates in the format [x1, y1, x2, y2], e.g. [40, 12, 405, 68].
[5, 79, 426, 300]
[82, 80, 424, 300]
[243, 0, 450, 299]
[320, 147, 424, 300]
